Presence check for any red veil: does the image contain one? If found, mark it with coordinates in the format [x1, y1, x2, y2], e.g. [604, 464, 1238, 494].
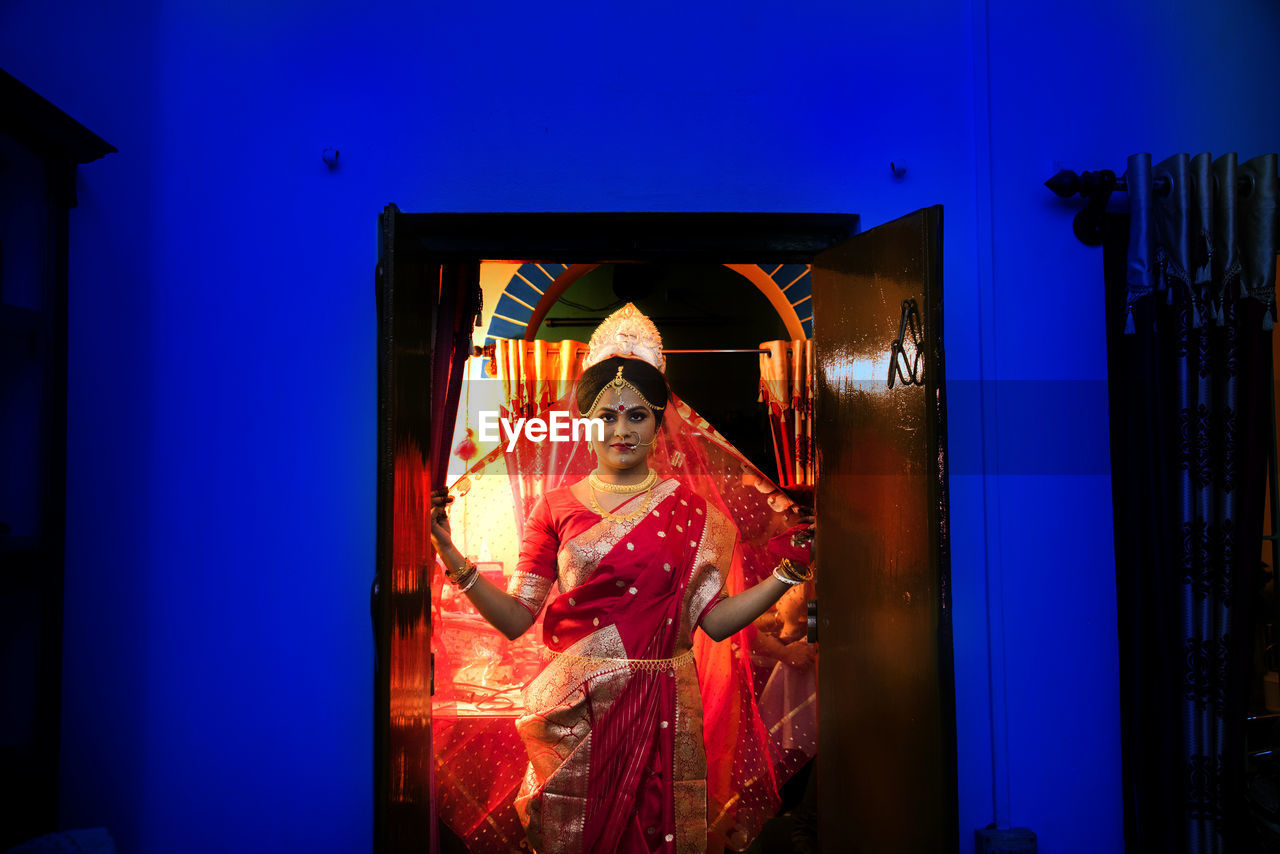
[432, 368, 817, 852]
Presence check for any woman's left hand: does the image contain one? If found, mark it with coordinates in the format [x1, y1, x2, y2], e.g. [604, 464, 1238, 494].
[768, 507, 815, 565]
[791, 506, 815, 544]
[429, 488, 457, 554]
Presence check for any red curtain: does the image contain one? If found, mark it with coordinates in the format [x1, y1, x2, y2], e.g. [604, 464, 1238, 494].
[430, 265, 482, 488]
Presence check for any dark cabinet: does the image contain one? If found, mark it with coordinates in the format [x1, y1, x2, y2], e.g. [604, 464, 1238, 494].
[0, 69, 114, 849]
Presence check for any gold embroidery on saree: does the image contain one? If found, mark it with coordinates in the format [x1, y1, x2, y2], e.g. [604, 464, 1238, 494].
[508, 570, 554, 616]
[672, 655, 707, 853]
[671, 655, 705, 782]
[673, 780, 708, 854]
[522, 625, 629, 712]
[558, 479, 681, 591]
[687, 573, 725, 630]
[517, 739, 593, 854]
[678, 502, 736, 642]
[514, 625, 633, 853]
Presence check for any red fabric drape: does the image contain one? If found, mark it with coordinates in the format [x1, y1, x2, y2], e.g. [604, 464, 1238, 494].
[758, 339, 813, 488]
[430, 265, 481, 488]
[424, 266, 480, 854]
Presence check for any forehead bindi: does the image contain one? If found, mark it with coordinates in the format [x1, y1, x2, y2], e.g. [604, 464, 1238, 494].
[594, 387, 648, 415]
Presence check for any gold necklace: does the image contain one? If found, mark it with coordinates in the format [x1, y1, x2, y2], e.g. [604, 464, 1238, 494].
[588, 483, 655, 523]
[588, 470, 657, 494]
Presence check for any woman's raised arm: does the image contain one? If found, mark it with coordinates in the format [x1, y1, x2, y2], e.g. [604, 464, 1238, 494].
[699, 573, 799, 642]
[699, 510, 815, 642]
[430, 489, 536, 641]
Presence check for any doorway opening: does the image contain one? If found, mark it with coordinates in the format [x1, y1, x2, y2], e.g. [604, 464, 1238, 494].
[435, 260, 818, 852]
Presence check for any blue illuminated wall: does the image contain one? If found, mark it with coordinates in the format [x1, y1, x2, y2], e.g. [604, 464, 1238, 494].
[0, 0, 1276, 852]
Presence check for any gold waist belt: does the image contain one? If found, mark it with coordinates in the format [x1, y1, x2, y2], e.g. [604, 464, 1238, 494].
[547, 648, 695, 673]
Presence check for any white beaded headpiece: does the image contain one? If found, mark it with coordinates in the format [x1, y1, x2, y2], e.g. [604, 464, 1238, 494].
[583, 303, 665, 372]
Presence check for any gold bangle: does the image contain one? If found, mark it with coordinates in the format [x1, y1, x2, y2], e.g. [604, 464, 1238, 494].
[775, 557, 814, 583]
[446, 557, 477, 585]
[457, 567, 481, 593]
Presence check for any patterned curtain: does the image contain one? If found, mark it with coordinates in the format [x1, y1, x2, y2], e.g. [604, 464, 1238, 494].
[758, 339, 813, 488]
[1106, 152, 1278, 853]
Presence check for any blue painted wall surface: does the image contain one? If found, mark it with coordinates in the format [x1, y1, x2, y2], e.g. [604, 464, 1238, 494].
[0, 0, 1275, 851]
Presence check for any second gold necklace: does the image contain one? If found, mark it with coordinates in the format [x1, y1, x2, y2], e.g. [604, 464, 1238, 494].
[588, 482, 655, 523]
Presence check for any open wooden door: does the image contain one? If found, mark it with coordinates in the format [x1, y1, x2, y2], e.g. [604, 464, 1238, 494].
[811, 206, 957, 851]
[375, 204, 481, 853]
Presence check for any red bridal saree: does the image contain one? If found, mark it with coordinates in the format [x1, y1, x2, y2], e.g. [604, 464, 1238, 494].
[508, 479, 732, 853]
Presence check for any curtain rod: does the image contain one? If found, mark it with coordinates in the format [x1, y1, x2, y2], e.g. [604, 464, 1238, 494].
[473, 344, 777, 358]
[667, 348, 772, 355]
[1045, 169, 1140, 197]
[1044, 168, 1260, 247]
[1045, 168, 1256, 198]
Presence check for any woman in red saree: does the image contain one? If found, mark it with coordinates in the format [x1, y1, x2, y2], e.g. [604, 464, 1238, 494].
[430, 305, 814, 853]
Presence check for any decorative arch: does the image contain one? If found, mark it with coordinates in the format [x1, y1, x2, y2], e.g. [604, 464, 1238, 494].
[484, 262, 813, 347]
[723, 263, 812, 341]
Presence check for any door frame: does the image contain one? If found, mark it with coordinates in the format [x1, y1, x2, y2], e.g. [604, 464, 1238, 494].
[374, 208, 957, 852]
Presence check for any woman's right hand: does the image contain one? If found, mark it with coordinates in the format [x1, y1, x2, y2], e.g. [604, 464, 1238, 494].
[429, 488, 455, 554]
